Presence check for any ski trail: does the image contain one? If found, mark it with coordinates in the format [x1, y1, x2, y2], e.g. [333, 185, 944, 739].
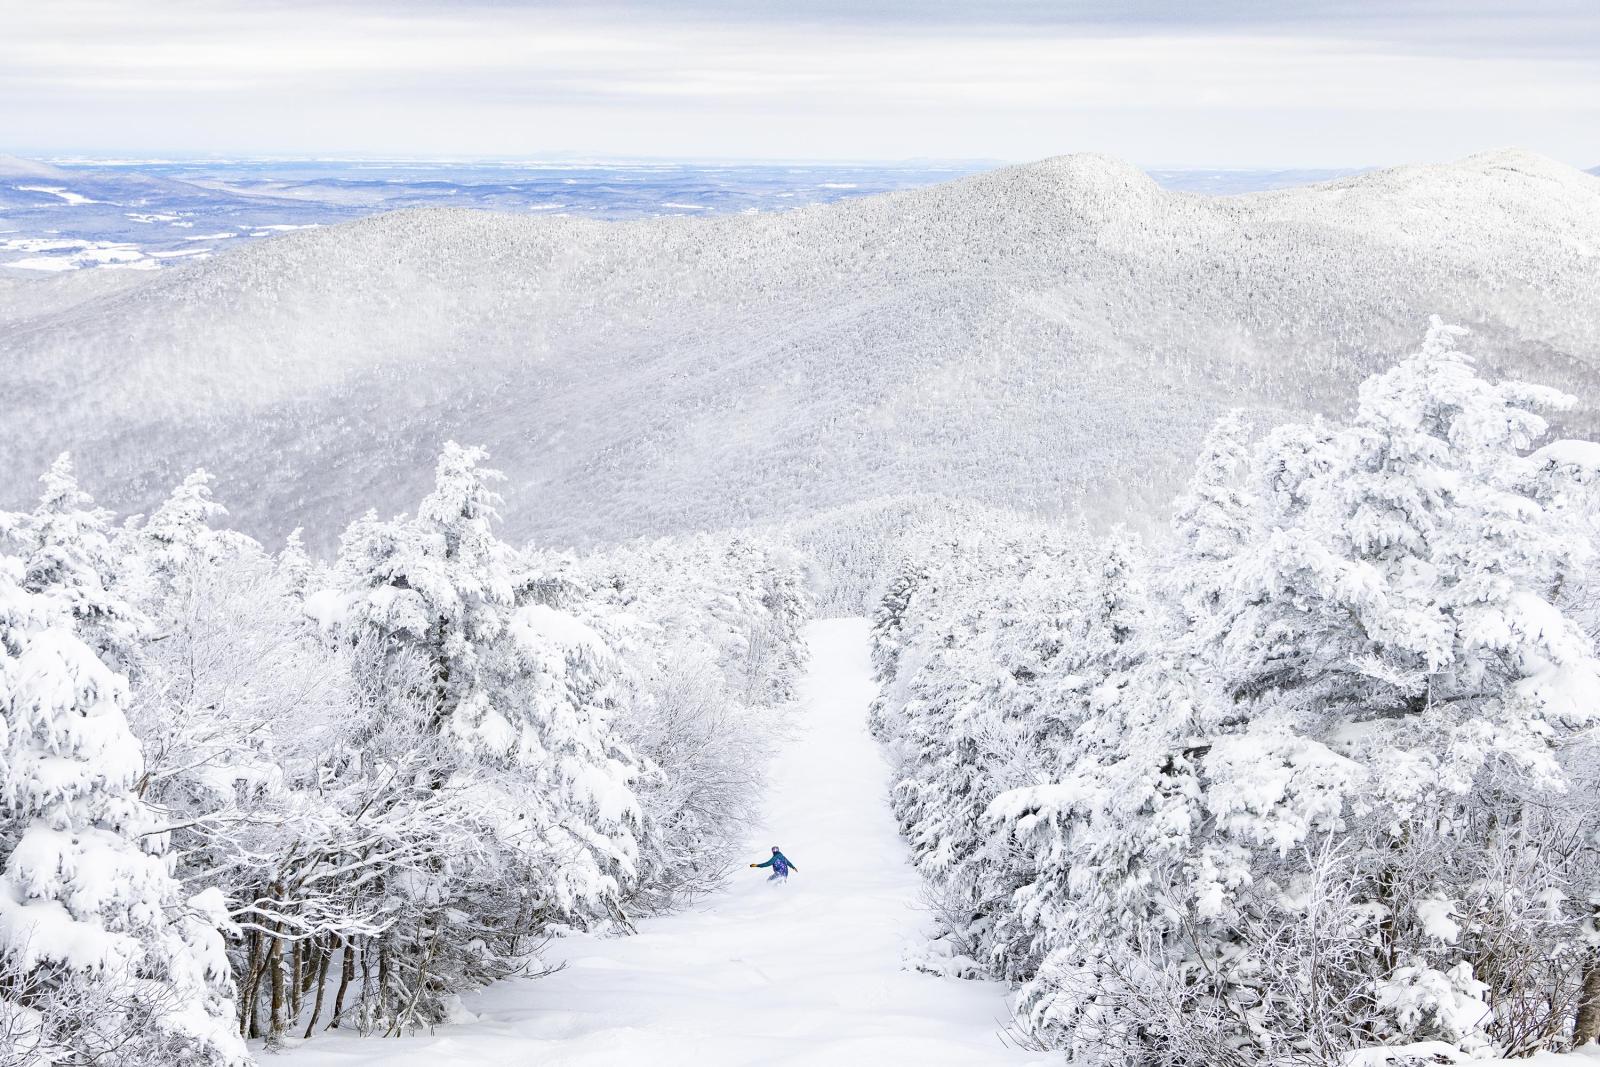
[286, 618, 1045, 1067]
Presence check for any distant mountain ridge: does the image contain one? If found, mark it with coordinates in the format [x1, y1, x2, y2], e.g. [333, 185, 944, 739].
[2, 149, 1598, 554]
[0, 155, 76, 180]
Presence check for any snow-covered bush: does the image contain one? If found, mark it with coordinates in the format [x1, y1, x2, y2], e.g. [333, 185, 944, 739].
[874, 321, 1600, 1063]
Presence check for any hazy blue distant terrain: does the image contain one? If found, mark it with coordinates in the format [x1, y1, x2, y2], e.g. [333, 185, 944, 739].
[0, 157, 987, 271]
[3, 156, 1388, 272]
[1146, 167, 1364, 192]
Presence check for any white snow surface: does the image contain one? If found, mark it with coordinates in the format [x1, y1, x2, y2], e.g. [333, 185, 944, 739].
[1348, 1051, 1600, 1067]
[1531, 438, 1600, 473]
[16, 185, 104, 205]
[509, 602, 605, 653]
[280, 619, 1042, 1067]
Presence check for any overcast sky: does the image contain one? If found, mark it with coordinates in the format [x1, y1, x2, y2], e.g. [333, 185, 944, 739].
[2, 0, 1597, 166]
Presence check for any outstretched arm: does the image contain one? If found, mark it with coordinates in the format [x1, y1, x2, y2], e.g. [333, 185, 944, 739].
[753, 857, 774, 868]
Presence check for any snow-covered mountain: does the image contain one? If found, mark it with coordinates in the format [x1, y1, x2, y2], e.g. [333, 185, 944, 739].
[3, 149, 1598, 550]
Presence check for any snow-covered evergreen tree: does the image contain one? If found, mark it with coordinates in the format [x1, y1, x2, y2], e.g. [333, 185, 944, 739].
[123, 470, 246, 596]
[1167, 410, 1255, 626]
[0, 547, 246, 1065]
[0, 453, 145, 668]
[869, 560, 927, 690]
[319, 443, 648, 998]
[875, 321, 1600, 1062]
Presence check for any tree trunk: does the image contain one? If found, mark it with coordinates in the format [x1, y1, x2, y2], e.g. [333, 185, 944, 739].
[1376, 865, 1399, 973]
[252, 974, 268, 1040]
[239, 929, 261, 1036]
[359, 937, 375, 1031]
[1575, 949, 1600, 1047]
[290, 938, 304, 1022]
[378, 938, 393, 1024]
[269, 933, 287, 1040]
[390, 929, 438, 1037]
[303, 937, 323, 996]
[304, 938, 334, 1039]
[328, 938, 355, 1030]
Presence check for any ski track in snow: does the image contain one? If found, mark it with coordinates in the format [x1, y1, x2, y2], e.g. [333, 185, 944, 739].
[284, 618, 1047, 1067]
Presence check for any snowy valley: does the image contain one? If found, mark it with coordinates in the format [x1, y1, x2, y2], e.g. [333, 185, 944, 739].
[4, 149, 1600, 1067]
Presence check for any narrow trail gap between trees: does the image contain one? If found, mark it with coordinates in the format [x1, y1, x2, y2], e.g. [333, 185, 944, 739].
[286, 618, 1047, 1067]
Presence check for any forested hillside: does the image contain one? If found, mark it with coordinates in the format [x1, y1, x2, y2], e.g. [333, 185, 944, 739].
[2, 152, 1597, 559]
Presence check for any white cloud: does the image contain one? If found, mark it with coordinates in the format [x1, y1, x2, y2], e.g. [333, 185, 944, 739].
[1, 0, 1596, 164]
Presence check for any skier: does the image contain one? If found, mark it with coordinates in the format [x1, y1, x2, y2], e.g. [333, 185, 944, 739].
[751, 846, 798, 883]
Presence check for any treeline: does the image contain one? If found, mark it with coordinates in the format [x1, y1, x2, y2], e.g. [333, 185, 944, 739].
[871, 321, 1600, 1064]
[0, 442, 808, 1065]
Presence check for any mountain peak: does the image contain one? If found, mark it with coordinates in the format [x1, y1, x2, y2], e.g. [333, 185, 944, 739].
[958, 152, 1159, 217]
[1015, 152, 1158, 193]
[1454, 147, 1595, 185]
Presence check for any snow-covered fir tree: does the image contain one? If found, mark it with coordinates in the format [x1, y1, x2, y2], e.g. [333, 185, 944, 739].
[1166, 410, 1256, 626]
[0, 454, 145, 669]
[873, 322, 1600, 1063]
[0, 544, 246, 1065]
[326, 443, 645, 928]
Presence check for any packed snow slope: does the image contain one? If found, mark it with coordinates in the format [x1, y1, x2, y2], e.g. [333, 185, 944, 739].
[281, 619, 1044, 1067]
[4, 150, 1599, 549]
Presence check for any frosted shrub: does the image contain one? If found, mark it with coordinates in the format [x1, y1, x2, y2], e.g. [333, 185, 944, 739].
[619, 656, 771, 906]
[559, 531, 812, 904]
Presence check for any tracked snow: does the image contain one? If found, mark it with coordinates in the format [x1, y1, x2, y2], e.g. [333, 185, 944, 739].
[280, 619, 1044, 1067]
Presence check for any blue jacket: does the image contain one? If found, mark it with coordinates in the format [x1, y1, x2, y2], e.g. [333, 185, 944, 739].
[756, 851, 797, 875]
